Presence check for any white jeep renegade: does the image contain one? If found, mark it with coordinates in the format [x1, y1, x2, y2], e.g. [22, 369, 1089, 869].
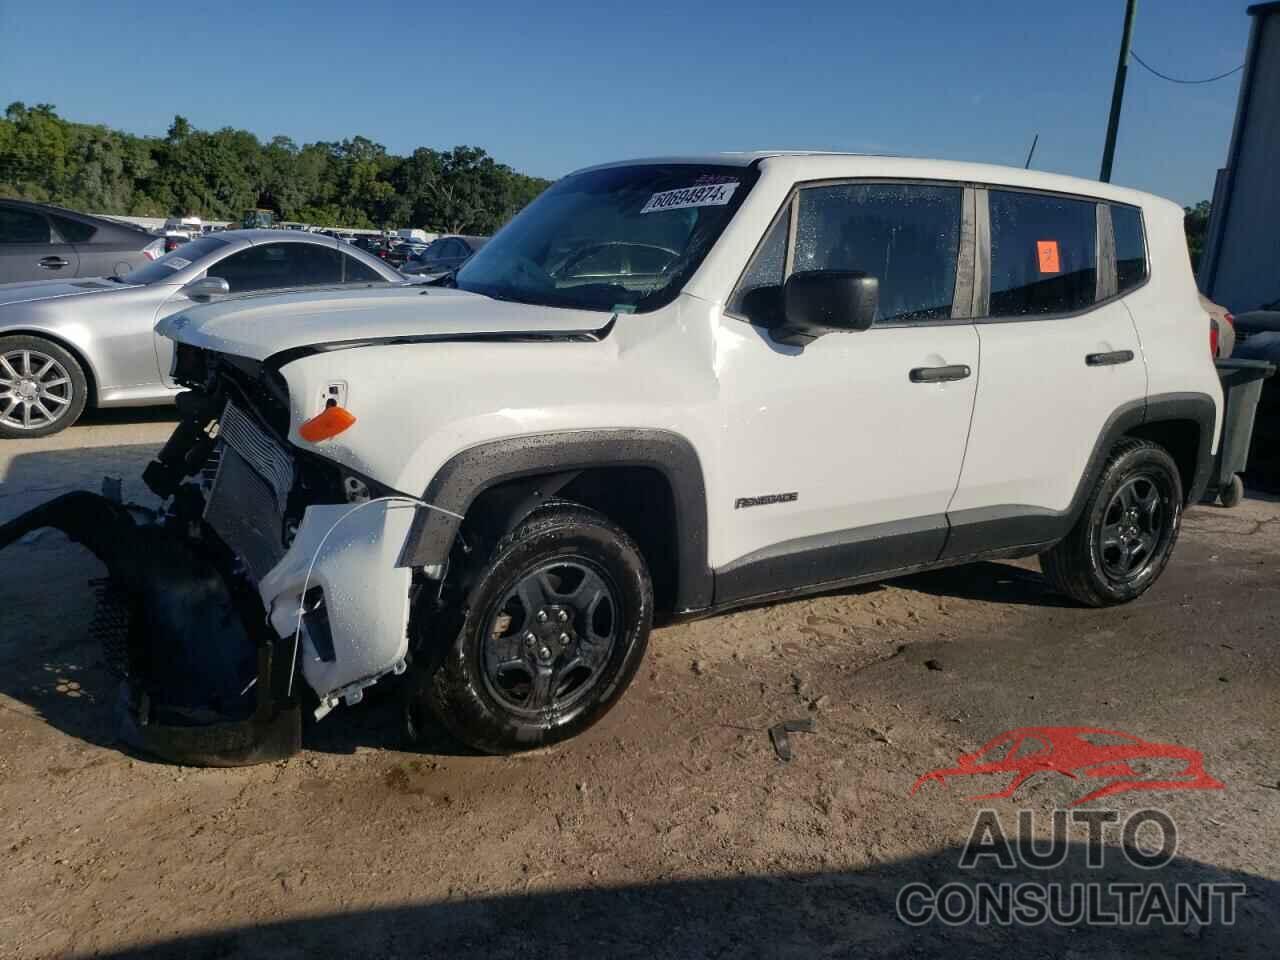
[4, 153, 1222, 764]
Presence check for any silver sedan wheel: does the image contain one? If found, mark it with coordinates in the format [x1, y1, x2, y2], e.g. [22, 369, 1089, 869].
[0, 349, 74, 431]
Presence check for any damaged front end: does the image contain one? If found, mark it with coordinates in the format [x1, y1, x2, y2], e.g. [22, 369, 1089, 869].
[0, 348, 418, 765]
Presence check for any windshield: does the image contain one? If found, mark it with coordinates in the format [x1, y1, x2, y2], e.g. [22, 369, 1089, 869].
[455, 163, 756, 313]
[125, 236, 228, 284]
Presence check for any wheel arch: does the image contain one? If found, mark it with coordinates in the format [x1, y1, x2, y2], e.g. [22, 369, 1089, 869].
[0, 326, 101, 409]
[1126, 393, 1217, 506]
[398, 429, 713, 616]
[1069, 393, 1216, 520]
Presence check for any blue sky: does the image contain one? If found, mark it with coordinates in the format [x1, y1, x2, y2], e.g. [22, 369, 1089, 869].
[0, 0, 1253, 205]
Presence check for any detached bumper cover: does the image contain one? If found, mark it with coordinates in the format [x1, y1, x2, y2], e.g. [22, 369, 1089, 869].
[258, 500, 417, 713]
[0, 491, 300, 766]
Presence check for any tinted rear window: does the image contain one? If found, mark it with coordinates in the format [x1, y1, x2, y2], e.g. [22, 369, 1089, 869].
[988, 190, 1097, 317]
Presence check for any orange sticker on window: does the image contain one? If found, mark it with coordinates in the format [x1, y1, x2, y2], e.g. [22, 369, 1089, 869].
[1037, 240, 1061, 274]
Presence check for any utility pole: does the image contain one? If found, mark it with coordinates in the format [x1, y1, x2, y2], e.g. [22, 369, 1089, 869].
[1100, 0, 1138, 182]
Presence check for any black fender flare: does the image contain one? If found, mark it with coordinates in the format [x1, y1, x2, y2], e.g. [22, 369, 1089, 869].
[397, 429, 713, 613]
[1141, 391, 1218, 505]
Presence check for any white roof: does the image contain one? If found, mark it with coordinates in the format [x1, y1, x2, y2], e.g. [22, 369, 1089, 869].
[573, 151, 1172, 211]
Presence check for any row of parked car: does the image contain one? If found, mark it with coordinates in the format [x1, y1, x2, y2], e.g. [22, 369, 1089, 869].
[0, 197, 493, 437]
[0, 198, 489, 285]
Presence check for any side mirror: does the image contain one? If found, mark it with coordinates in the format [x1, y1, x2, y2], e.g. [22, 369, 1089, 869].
[773, 270, 879, 346]
[185, 276, 230, 302]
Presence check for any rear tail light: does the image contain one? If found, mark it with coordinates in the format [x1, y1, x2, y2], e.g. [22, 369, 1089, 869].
[1209, 318, 1220, 358]
[142, 238, 165, 261]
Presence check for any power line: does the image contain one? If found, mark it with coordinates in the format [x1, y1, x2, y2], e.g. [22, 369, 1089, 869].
[1129, 50, 1245, 85]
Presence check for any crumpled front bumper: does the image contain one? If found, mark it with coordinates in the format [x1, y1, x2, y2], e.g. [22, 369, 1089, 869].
[0, 490, 301, 766]
[0, 488, 421, 765]
[257, 500, 418, 718]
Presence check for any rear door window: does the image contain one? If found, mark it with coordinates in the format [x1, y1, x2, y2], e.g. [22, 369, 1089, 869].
[1111, 204, 1148, 294]
[0, 207, 51, 244]
[988, 191, 1097, 317]
[342, 253, 383, 283]
[791, 183, 963, 324]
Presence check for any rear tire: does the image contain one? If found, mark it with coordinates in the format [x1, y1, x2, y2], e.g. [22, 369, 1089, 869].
[410, 502, 653, 754]
[0, 335, 88, 438]
[1041, 439, 1183, 607]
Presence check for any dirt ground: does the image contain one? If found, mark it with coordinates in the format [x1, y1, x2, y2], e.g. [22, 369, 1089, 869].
[1, 411, 1278, 959]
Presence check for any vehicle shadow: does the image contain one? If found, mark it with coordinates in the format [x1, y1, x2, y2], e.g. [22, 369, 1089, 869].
[76, 405, 179, 427]
[894, 560, 1075, 609]
[68, 843, 1279, 959]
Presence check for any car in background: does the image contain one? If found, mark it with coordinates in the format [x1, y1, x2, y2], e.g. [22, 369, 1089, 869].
[0, 199, 165, 284]
[0, 230, 403, 437]
[1200, 293, 1235, 359]
[383, 237, 425, 267]
[400, 235, 488, 277]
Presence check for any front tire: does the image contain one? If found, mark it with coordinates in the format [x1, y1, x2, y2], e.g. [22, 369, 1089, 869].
[0, 335, 88, 438]
[412, 503, 653, 754]
[1041, 439, 1183, 607]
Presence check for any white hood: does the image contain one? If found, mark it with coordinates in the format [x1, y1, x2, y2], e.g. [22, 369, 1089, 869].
[157, 286, 613, 362]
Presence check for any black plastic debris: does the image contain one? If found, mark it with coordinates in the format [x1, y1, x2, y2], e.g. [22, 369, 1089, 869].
[769, 717, 816, 762]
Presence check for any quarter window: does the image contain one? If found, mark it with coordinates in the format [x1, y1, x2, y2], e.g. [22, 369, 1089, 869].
[988, 191, 1097, 317]
[792, 183, 963, 324]
[49, 214, 97, 244]
[342, 254, 383, 283]
[727, 211, 789, 328]
[1112, 204, 1147, 294]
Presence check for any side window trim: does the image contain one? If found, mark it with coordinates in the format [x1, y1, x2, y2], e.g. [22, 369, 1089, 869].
[1096, 203, 1118, 301]
[783, 195, 799, 279]
[954, 186, 981, 320]
[971, 187, 991, 318]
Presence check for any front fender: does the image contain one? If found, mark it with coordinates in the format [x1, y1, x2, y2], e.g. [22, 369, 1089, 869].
[396, 429, 713, 612]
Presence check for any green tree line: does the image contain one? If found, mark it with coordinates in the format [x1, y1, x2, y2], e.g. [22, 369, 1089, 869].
[0, 103, 551, 234]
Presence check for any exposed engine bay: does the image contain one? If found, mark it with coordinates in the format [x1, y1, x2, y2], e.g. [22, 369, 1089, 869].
[0, 346, 426, 765]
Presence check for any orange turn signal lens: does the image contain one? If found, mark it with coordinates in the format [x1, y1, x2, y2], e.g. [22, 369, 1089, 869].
[299, 404, 356, 443]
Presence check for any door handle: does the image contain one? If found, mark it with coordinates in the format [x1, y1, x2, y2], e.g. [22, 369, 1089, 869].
[910, 364, 972, 383]
[39, 256, 70, 269]
[1085, 350, 1135, 366]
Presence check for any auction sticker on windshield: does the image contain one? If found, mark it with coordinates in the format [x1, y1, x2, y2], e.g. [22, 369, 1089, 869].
[164, 257, 192, 270]
[641, 181, 739, 214]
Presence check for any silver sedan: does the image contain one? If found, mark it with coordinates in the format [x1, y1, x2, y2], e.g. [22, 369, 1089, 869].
[0, 230, 403, 437]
